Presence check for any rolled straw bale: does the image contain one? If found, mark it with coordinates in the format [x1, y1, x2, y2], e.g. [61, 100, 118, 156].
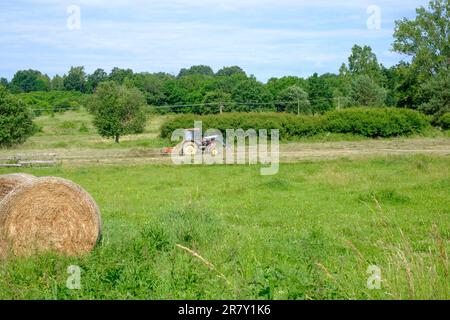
[0, 177, 102, 259]
[0, 173, 35, 202]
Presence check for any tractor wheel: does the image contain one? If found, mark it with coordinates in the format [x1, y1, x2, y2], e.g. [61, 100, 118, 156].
[206, 142, 221, 157]
[182, 141, 198, 156]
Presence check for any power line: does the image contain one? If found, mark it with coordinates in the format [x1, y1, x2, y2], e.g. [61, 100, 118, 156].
[29, 97, 345, 113]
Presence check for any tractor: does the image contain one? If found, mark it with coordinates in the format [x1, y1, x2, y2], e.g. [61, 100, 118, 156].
[180, 128, 224, 156]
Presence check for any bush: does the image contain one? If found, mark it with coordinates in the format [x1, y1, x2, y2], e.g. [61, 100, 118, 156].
[160, 108, 429, 139]
[323, 107, 429, 137]
[15, 91, 85, 114]
[439, 113, 450, 130]
[0, 86, 37, 147]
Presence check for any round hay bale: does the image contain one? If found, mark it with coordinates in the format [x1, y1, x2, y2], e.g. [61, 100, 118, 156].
[0, 173, 36, 202]
[0, 177, 102, 259]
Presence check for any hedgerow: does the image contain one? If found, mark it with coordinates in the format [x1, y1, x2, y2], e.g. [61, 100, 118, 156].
[438, 113, 450, 130]
[160, 108, 429, 139]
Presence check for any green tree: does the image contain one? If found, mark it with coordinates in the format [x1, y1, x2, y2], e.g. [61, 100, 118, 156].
[109, 67, 134, 84]
[201, 90, 234, 114]
[128, 73, 173, 106]
[393, 0, 450, 78]
[350, 75, 387, 107]
[88, 81, 148, 143]
[178, 65, 214, 78]
[216, 66, 246, 77]
[347, 45, 385, 84]
[86, 68, 108, 93]
[266, 76, 307, 98]
[10, 70, 50, 93]
[64, 66, 86, 92]
[51, 75, 65, 90]
[163, 74, 211, 111]
[419, 66, 450, 121]
[307, 73, 333, 113]
[393, 0, 450, 115]
[0, 86, 37, 147]
[276, 86, 311, 114]
[231, 76, 273, 111]
[0, 78, 8, 89]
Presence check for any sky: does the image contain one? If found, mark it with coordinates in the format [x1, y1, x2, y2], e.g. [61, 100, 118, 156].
[0, 0, 429, 82]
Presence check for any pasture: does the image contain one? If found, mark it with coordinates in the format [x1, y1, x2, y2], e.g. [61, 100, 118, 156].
[0, 155, 448, 299]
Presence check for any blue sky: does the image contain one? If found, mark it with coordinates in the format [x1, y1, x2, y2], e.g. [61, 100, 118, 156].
[0, 0, 428, 82]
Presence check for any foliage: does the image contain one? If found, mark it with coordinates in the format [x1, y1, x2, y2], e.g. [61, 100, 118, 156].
[88, 81, 148, 143]
[0, 86, 37, 147]
[419, 66, 450, 121]
[323, 107, 429, 137]
[347, 45, 386, 85]
[10, 70, 51, 93]
[161, 108, 429, 139]
[393, 0, 450, 78]
[276, 86, 311, 114]
[350, 75, 387, 107]
[393, 0, 450, 115]
[307, 73, 334, 113]
[51, 75, 65, 91]
[178, 65, 214, 78]
[1, 77, 9, 88]
[16, 91, 86, 114]
[201, 90, 234, 114]
[109, 67, 133, 84]
[86, 69, 108, 93]
[230, 76, 273, 112]
[266, 76, 308, 99]
[64, 66, 87, 92]
[438, 112, 450, 129]
[216, 66, 246, 77]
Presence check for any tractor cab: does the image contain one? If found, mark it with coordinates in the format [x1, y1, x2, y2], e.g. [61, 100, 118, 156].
[184, 128, 201, 142]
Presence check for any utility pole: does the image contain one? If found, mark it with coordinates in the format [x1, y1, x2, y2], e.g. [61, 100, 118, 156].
[297, 98, 300, 116]
[220, 103, 224, 114]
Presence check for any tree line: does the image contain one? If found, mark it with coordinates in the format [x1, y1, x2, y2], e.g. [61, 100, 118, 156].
[1, 0, 449, 146]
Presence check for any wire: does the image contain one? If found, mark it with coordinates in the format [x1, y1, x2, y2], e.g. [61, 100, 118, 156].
[29, 97, 345, 113]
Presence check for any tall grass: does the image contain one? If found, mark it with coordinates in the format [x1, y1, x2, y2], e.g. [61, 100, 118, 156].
[0, 155, 448, 299]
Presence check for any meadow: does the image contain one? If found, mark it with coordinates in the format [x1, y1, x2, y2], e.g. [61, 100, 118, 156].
[0, 155, 448, 299]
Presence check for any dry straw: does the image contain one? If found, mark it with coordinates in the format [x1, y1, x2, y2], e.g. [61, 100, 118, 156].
[0, 177, 102, 259]
[0, 173, 36, 202]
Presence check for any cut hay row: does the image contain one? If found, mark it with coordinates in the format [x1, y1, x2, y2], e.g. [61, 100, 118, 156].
[0, 175, 102, 259]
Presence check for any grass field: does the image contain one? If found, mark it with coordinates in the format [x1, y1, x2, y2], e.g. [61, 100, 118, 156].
[0, 155, 448, 299]
[6, 109, 449, 151]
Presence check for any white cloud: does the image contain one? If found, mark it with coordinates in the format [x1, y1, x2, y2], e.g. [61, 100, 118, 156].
[0, 0, 429, 80]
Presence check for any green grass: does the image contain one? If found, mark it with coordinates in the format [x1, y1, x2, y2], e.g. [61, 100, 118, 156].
[0, 155, 448, 299]
[11, 110, 170, 150]
[5, 109, 448, 151]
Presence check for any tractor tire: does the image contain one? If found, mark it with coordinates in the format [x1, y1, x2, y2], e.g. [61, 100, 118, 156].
[206, 142, 221, 157]
[182, 141, 199, 156]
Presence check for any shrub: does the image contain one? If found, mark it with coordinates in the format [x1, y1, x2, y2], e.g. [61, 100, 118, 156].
[439, 113, 450, 130]
[15, 91, 85, 114]
[160, 108, 429, 140]
[0, 86, 37, 147]
[323, 108, 429, 137]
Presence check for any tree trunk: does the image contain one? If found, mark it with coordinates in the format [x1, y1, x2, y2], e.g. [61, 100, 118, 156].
[115, 135, 120, 143]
